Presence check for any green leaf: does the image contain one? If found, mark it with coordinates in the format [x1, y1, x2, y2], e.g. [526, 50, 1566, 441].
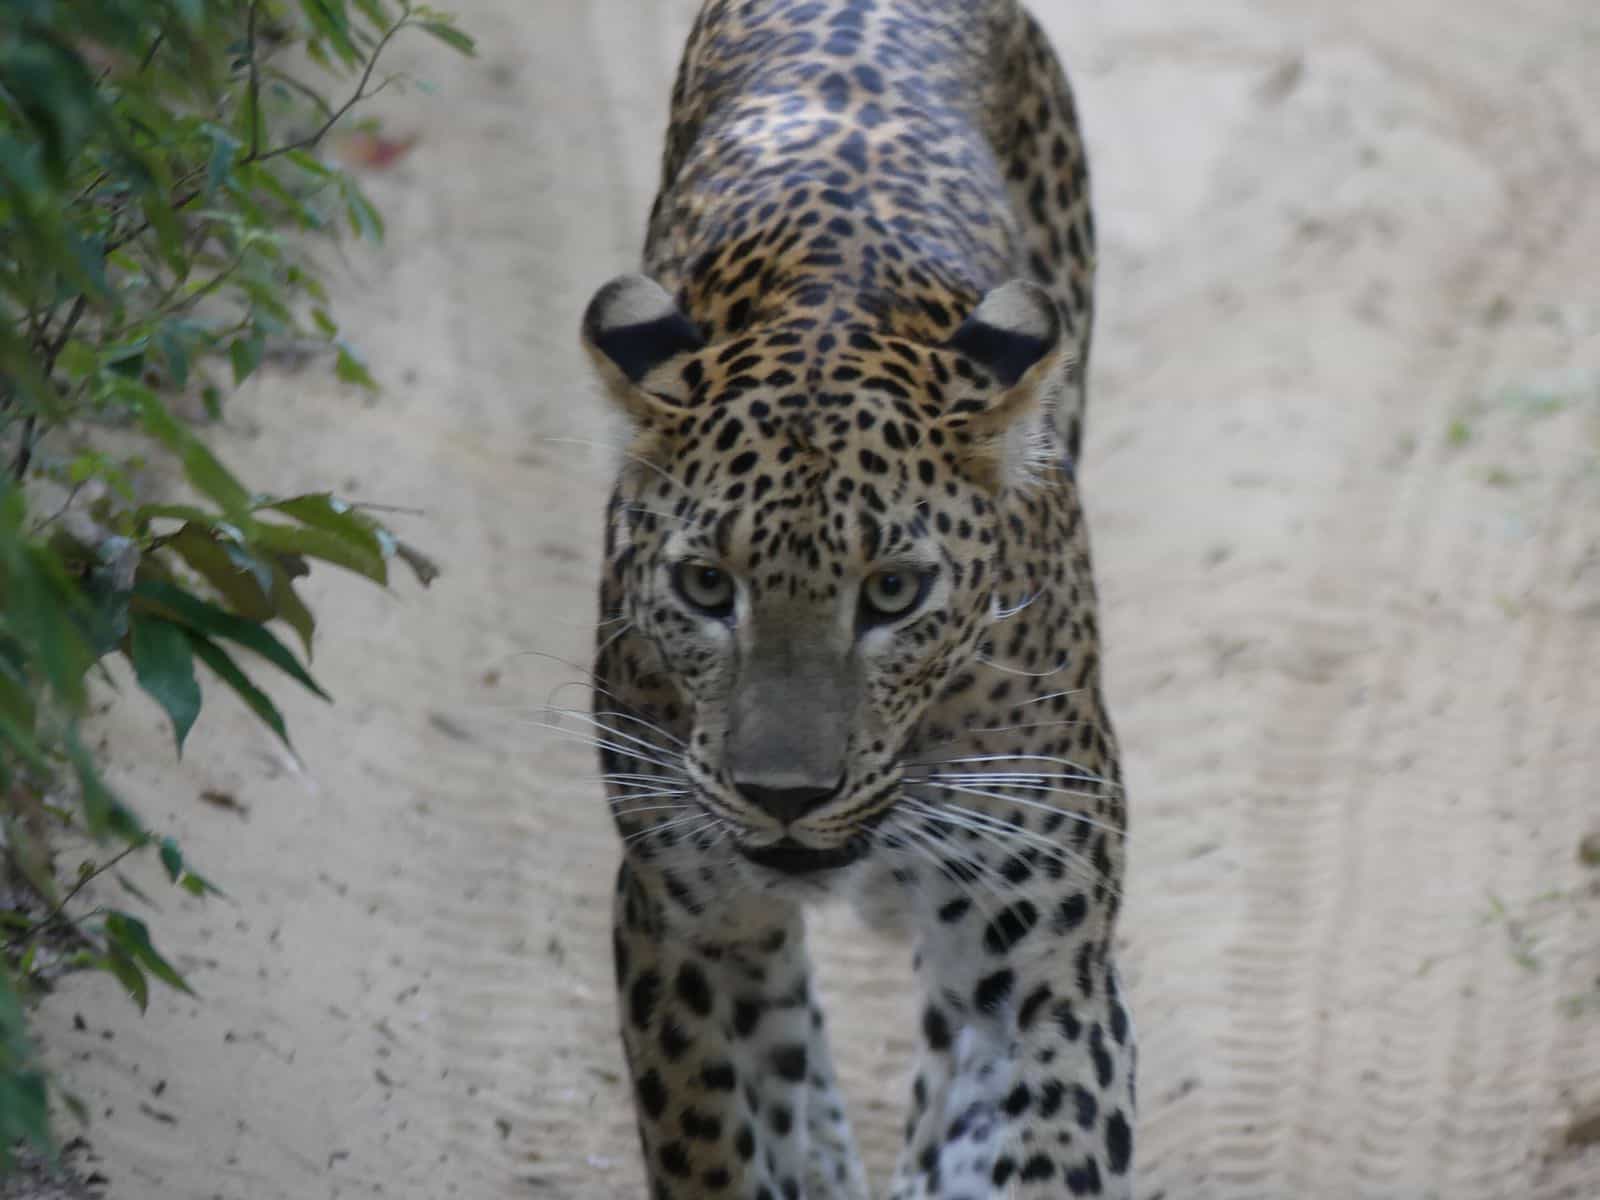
[311, 306, 338, 337]
[142, 190, 187, 275]
[132, 387, 254, 520]
[156, 324, 191, 389]
[127, 613, 203, 752]
[416, 20, 477, 56]
[269, 561, 317, 658]
[253, 520, 387, 585]
[334, 343, 378, 390]
[283, 148, 336, 180]
[104, 911, 193, 996]
[229, 330, 266, 385]
[158, 837, 183, 883]
[394, 540, 441, 587]
[204, 126, 240, 198]
[353, 0, 396, 29]
[179, 870, 223, 898]
[185, 632, 290, 748]
[132, 579, 329, 700]
[264, 493, 383, 555]
[66, 732, 143, 842]
[343, 185, 385, 243]
[102, 950, 149, 1013]
[0, 657, 37, 732]
[167, 523, 274, 621]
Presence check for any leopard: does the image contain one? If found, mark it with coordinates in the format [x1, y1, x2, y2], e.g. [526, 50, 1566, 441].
[576, 1, 1132, 1196]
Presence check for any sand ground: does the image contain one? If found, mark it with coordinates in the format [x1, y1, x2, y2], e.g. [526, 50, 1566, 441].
[25, 1, 1600, 1197]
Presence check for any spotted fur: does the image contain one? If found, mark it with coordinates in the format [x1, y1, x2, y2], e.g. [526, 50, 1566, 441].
[579, 2, 1131, 1196]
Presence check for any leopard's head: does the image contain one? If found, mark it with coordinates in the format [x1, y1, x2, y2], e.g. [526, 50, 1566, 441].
[581, 273, 1069, 880]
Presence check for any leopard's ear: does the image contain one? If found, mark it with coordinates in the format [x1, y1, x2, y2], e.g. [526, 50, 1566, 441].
[939, 279, 1070, 490]
[581, 274, 705, 423]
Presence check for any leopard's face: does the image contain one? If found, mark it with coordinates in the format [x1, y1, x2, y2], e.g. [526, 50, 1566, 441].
[610, 384, 1005, 870]
[583, 274, 1066, 880]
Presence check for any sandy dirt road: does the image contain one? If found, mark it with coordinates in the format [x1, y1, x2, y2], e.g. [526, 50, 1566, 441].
[26, 1, 1600, 1197]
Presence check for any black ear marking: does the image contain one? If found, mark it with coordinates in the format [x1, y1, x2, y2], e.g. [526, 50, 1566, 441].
[945, 279, 1062, 387]
[582, 274, 705, 384]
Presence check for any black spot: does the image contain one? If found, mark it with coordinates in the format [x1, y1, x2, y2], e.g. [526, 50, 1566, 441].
[1106, 1110, 1132, 1175]
[735, 1124, 755, 1161]
[636, 1068, 667, 1119]
[1066, 1156, 1103, 1195]
[681, 1106, 722, 1142]
[922, 1005, 952, 1051]
[733, 998, 763, 1038]
[1055, 892, 1088, 933]
[1072, 1084, 1098, 1130]
[937, 896, 972, 923]
[851, 63, 884, 94]
[613, 929, 630, 983]
[1020, 1153, 1056, 1182]
[1076, 940, 1096, 999]
[991, 1156, 1016, 1187]
[714, 418, 744, 453]
[729, 451, 759, 475]
[974, 968, 1014, 1013]
[1037, 1080, 1065, 1119]
[838, 130, 868, 174]
[1109, 996, 1129, 1046]
[819, 71, 850, 112]
[1003, 1083, 1032, 1117]
[769, 1104, 793, 1136]
[700, 1061, 737, 1091]
[659, 1019, 692, 1061]
[1089, 1024, 1114, 1088]
[675, 961, 714, 1017]
[658, 1140, 691, 1179]
[1053, 1000, 1082, 1041]
[630, 971, 662, 1029]
[982, 899, 1039, 954]
[1000, 854, 1032, 885]
[1019, 983, 1053, 1030]
[771, 1044, 808, 1082]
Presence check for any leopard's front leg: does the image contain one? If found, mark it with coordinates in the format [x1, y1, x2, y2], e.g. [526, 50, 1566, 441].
[889, 887, 1136, 1200]
[613, 861, 868, 1200]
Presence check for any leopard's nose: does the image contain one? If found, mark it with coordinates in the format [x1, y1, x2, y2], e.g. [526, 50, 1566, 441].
[736, 782, 840, 824]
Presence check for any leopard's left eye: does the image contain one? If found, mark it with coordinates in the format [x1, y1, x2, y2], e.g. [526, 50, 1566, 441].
[674, 560, 736, 618]
[860, 568, 931, 624]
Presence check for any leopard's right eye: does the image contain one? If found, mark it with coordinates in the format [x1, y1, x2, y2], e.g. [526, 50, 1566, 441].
[674, 561, 736, 618]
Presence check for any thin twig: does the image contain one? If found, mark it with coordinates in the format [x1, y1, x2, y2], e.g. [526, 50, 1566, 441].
[26, 482, 84, 534]
[6, 839, 147, 951]
[11, 294, 90, 480]
[246, 2, 262, 160]
[100, 15, 413, 257]
[138, 29, 166, 72]
[252, 18, 408, 164]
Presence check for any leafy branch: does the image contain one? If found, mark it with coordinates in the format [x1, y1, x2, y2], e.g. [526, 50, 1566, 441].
[0, 0, 474, 1176]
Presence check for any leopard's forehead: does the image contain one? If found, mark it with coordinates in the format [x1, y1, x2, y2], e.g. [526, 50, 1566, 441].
[644, 400, 986, 553]
[624, 339, 1000, 587]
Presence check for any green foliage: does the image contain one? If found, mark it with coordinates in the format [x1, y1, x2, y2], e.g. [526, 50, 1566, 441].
[0, 0, 470, 1174]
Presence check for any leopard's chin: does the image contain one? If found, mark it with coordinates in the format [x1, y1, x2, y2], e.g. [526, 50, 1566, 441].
[737, 836, 866, 876]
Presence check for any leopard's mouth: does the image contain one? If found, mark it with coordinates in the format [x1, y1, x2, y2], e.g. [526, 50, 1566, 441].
[737, 837, 866, 875]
